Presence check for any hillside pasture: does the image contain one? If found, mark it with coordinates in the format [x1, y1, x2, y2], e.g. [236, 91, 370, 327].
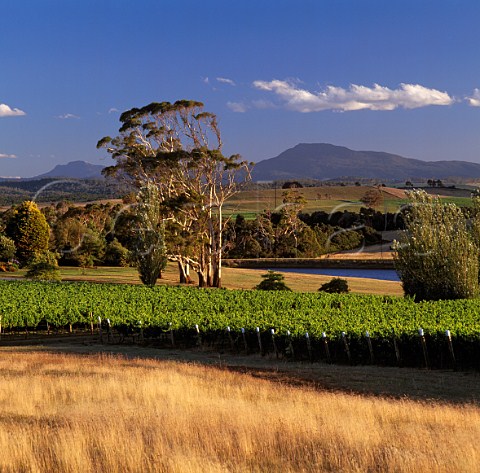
[224, 185, 403, 215]
[223, 185, 478, 217]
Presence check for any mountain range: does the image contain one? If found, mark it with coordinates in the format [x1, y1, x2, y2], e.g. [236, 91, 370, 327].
[251, 143, 480, 181]
[5, 144, 480, 182]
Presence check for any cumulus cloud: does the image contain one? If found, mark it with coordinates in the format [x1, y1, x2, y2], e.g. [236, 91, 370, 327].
[253, 80, 454, 112]
[467, 88, 480, 107]
[217, 77, 236, 86]
[0, 103, 26, 117]
[227, 101, 248, 113]
[57, 113, 80, 119]
[0, 153, 17, 158]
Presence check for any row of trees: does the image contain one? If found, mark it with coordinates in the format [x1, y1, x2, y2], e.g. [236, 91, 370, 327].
[0, 197, 380, 272]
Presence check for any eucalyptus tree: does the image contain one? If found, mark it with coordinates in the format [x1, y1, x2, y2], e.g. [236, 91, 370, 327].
[98, 100, 252, 287]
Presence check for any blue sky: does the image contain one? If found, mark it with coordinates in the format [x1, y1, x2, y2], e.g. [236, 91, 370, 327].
[1, 0, 480, 177]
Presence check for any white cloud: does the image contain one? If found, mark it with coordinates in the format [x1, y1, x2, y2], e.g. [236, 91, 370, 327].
[57, 113, 80, 119]
[0, 153, 17, 158]
[467, 88, 480, 107]
[217, 77, 236, 86]
[227, 101, 248, 113]
[252, 99, 276, 110]
[253, 80, 454, 112]
[108, 107, 119, 114]
[0, 103, 26, 117]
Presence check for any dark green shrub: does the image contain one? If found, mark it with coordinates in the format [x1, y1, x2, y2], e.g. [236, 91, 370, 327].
[255, 271, 291, 291]
[319, 278, 349, 294]
[104, 238, 130, 267]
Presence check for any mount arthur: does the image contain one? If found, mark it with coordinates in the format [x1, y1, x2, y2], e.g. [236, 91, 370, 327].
[251, 143, 480, 181]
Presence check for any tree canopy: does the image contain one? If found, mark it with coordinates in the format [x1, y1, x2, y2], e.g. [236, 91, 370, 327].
[6, 201, 50, 265]
[97, 100, 253, 287]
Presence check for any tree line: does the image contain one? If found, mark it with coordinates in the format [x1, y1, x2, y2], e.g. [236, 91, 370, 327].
[0, 198, 385, 274]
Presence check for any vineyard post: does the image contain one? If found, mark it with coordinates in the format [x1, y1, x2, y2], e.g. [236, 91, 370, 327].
[226, 326, 235, 352]
[89, 312, 94, 335]
[305, 332, 313, 362]
[270, 329, 278, 359]
[195, 324, 202, 347]
[97, 316, 103, 343]
[322, 332, 331, 363]
[286, 330, 295, 359]
[0, 314, 2, 340]
[445, 330, 456, 370]
[392, 329, 401, 366]
[106, 319, 112, 342]
[169, 322, 175, 347]
[418, 328, 429, 369]
[366, 331, 375, 364]
[341, 332, 351, 364]
[256, 327, 263, 355]
[46, 321, 50, 336]
[138, 321, 144, 342]
[241, 328, 248, 352]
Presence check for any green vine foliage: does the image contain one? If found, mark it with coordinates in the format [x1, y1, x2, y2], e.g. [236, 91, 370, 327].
[0, 281, 479, 339]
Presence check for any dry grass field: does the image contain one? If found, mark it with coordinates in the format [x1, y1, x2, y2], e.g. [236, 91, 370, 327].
[0, 263, 403, 296]
[0, 349, 478, 472]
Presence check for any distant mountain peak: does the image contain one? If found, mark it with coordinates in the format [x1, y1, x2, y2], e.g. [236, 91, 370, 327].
[33, 161, 105, 179]
[252, 143, 480, 181]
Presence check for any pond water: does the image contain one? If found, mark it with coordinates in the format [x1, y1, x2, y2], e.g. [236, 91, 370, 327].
[258, 268, 400, 282]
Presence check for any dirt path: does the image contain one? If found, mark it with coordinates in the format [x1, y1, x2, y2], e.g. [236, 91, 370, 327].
[2, 335, 478, 406]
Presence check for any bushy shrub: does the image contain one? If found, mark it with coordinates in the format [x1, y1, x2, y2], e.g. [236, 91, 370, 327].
[0, 235, 16, 262]
[393, 190, 478, 301]
[318, 278, 349, 294]
[104, 238, 131, 267]
[255, 271, 291, 291]
[25, 252, 61, 282]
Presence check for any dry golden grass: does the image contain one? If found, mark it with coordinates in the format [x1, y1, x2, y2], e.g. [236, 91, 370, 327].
[0, 350, 478, 472]
[0, 264, 403, 296]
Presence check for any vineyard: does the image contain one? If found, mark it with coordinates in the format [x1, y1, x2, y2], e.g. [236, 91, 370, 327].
[1, 280, 479, 369]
